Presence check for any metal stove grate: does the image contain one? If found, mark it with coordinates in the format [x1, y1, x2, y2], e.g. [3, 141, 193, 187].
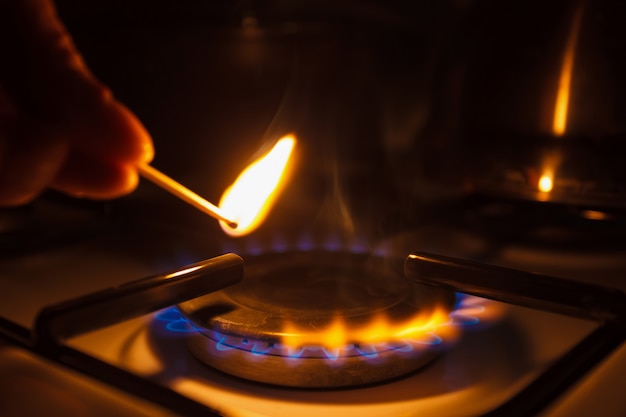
[0, 251, 624, 417]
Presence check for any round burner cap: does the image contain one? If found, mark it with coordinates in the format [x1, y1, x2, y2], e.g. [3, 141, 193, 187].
[178, 251, 454, 344]
[177, 251, 456, 388]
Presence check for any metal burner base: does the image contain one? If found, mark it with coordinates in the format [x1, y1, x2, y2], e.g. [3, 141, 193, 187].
[178, 250, 454, 388]
[185, 331, 441, 388]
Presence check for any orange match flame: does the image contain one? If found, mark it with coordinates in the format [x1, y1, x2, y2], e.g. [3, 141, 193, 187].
[219, 135, 296, 237]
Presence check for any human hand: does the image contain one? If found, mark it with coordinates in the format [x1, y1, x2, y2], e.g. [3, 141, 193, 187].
[0, 0, 154, 206]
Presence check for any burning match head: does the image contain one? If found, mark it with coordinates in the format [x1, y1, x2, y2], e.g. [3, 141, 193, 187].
[224, 221, 238, 230]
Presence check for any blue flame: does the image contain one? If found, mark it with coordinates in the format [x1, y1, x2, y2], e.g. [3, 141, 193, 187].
[251, 342, 273, 356]
[450, 311, 481, 326]
[155, 307, 199, 333]
[323, 234, 343, 252]
[296, 233, 315, 251]
[216, 336, 235, 351]
[394, 341, 415, 353]
[450, 293, 487, 326]
[271, 235, 289, 253]
[373, 243, 392, 257]
[245, 239, 263, 255]
[348, 239, 369, 254]
[284, 347, 306, 359]
[155, 288, 497, 362]
[354, 344, 379, 358]
[218, 232, 395, 259]
[156, 233, 506, 364]
[414, 333, 443, 345]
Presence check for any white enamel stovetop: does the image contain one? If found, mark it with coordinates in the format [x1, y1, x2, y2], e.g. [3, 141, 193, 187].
[1, 197, 625, 417]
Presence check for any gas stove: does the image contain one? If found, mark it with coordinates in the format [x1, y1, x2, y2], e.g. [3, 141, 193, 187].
[1, 195, 626, 417]
[4, 0, 626, 415]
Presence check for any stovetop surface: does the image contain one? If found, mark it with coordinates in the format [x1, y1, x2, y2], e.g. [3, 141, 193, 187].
[1, 194, 626, 417]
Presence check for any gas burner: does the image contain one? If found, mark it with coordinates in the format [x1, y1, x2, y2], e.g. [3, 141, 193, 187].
[177, 250, 456, 388]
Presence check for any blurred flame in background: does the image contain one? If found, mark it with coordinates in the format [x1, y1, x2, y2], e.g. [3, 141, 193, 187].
[538, 173, 554, 193]
[540, 2, 584, 197]
[552, 1, 584, 137]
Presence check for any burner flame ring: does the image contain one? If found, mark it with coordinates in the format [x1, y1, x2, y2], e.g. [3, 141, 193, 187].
[178, 251, 456, 388]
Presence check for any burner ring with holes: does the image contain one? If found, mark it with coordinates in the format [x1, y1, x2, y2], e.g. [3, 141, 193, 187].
[177, 250, 456, 388]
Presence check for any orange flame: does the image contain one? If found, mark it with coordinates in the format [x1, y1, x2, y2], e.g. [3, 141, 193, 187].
[280, 306, 456, 349]
[552, 3, 584, 136]
[219, 135, 296, 237]
[538, 173, 554, 193]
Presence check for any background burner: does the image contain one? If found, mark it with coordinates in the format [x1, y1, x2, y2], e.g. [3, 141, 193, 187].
[177, 250, 456, 388]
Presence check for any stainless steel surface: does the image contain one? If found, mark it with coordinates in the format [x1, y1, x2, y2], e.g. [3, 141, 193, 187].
[404, 252, 626, 323]
[70, 291, 593, 417]
[0, 344, 177, 417]
[34, 253, 243, 346]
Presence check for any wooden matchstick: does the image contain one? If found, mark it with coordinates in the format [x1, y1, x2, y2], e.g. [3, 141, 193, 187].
[138, 164, 237, 228]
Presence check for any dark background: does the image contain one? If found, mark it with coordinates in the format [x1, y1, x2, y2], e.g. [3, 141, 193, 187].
[49, 0, 464, 239]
